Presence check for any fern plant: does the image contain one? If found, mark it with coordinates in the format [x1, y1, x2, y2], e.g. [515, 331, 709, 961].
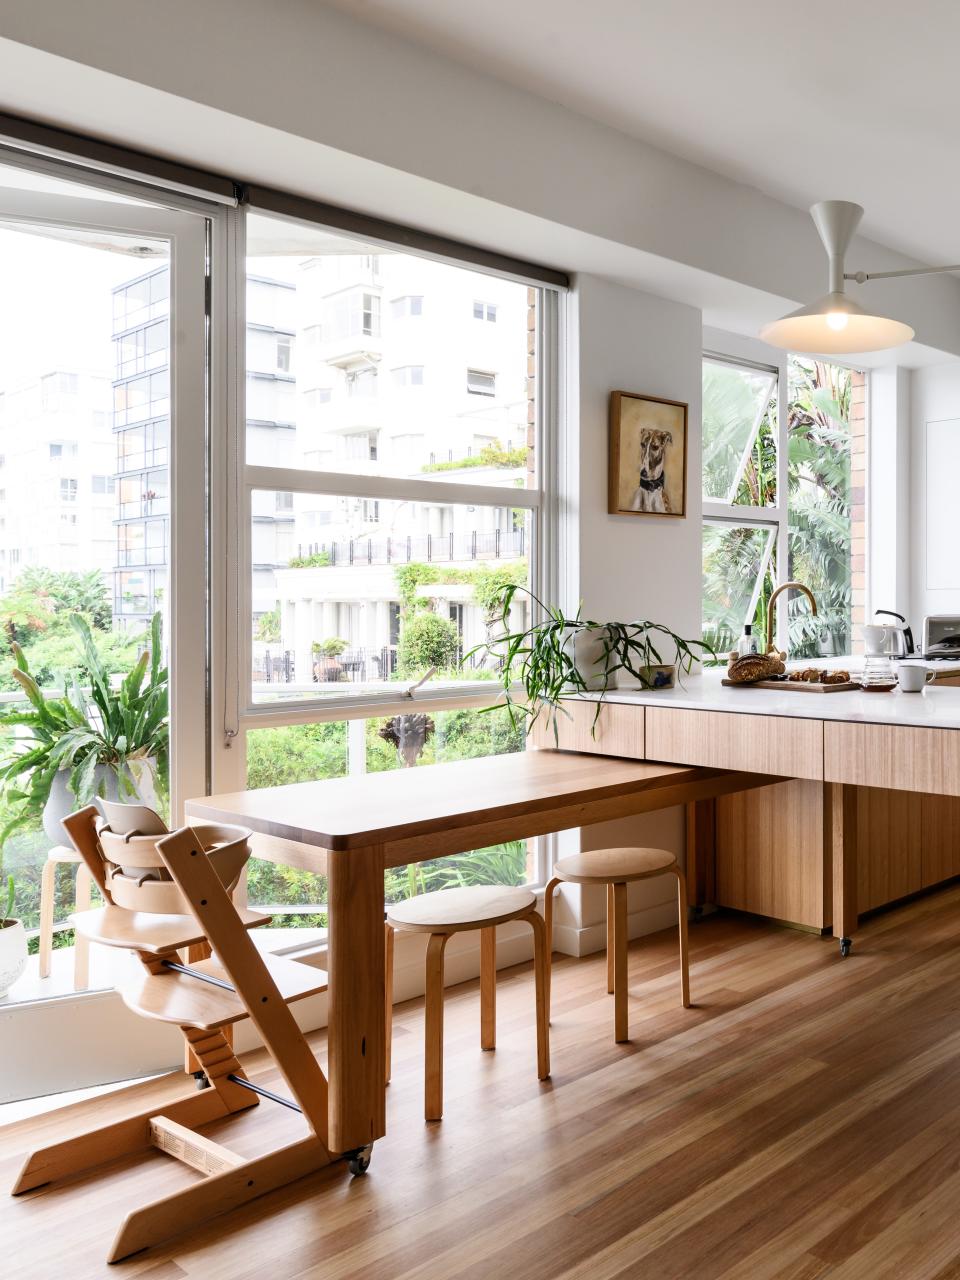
[0, 611, 168, 844]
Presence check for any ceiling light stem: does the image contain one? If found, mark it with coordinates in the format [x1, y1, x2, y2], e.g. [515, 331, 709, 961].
[845, 264, 960, 284]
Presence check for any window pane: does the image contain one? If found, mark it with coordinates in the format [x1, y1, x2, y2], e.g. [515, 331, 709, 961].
[251, 490, 530, 704]
[245, 212, 535, 486]
[702, 359, 777, 505]
[0, 225, 172, 1006]
[243, 708, 530, 926]
[702, 523, 776, 656]
[787, 356, 856, 657]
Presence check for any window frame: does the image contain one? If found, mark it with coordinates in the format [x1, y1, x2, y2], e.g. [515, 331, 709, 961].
[702, 345, 866, 650]
[702, 349, 786, 646]
[210, 205, 563, 893]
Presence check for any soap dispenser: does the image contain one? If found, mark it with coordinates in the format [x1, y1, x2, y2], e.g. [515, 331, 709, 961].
[738, 624, 759, 657]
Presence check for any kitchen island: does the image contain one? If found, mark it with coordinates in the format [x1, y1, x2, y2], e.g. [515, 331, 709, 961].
[530, 669, 960, 952]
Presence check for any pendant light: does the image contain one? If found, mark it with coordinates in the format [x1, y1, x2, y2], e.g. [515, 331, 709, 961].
[760, 201, 915, 355]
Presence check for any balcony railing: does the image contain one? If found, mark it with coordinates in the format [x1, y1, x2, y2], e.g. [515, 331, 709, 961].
[290, 527, 525, 569]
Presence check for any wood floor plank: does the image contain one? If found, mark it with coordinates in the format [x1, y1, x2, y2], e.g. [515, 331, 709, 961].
[7, 892, 960, 1278]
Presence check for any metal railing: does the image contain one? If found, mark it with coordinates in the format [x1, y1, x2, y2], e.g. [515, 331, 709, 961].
[290, 526, 525, 568]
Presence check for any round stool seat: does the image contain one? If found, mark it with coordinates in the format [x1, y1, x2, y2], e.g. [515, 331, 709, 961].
[387, 884, 536, 933]
[552, 846, 677, 885]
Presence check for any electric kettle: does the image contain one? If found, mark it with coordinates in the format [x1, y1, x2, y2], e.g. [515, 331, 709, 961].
[862, 610, 915, 659]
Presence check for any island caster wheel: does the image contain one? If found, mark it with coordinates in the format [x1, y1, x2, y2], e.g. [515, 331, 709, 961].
[690, 904, 704, 924]
[193, 1070, 211, 1090]
[346, 1144, 373, 1176]
[839, 937, 853, 958]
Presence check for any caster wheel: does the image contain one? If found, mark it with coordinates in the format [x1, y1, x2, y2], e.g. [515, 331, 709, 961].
[839, 938, 852, 958]
[690, 905, 704, 924]
[193, 1071, 211, 1091]
[346, 1145, 373, 1176]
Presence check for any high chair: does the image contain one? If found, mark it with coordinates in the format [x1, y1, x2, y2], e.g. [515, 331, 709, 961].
[11, 803, 365, 1264]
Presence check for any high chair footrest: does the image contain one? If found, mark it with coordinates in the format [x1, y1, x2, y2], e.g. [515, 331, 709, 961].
[119, 955, 329, 1029]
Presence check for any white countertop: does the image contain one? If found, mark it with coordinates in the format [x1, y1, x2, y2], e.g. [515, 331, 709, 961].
[584, 666, 960, 730]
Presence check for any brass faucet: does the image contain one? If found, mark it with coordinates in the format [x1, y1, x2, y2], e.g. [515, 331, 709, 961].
[765, 581, 818, 653]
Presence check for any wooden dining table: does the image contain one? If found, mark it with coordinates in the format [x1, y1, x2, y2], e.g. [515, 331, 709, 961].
[186, 750, 775, 1163]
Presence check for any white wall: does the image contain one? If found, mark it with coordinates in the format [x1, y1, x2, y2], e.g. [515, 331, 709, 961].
[911, 365, 960, 627]
[556, 276, 702, 950]
[3, 2, 960, 357]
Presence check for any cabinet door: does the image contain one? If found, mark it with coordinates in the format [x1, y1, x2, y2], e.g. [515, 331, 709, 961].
[921, 795, 960, 887]
[716, 780, 827, 929]
[528, 700, 645, 759]
[647, 708, 823, 779]
[857, 788, 922, 912]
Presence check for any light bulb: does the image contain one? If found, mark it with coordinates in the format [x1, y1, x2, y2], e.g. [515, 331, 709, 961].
[825, 311, 849, 332]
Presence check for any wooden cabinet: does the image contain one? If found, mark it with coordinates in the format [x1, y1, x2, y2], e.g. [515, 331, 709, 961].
[920, 794, 960, 887]
[825, 722, 960, 796]
[715, 781, 827, 929]
[856, 787, 922, 912]
[646, 707, 823, 780]
[528, 700, 644, 759]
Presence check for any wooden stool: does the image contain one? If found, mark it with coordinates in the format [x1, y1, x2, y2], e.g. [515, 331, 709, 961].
[544, 848, 690, 1043]
[38, 845, 94, 988]
[385, 885, 550, 1120]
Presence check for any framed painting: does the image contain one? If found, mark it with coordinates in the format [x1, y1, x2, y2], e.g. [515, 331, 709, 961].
[609, 391, 688, 518]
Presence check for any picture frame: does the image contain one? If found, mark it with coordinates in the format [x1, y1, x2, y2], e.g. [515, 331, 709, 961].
[608, 390, 688, 518]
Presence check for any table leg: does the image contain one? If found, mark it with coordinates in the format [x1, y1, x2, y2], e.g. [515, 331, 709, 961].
[827, 782, 859, 957]
[327, 844, 386, 1154]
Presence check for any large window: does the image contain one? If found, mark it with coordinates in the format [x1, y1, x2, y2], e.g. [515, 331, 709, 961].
[702, 352, 864, 658]
[233, 210, 558, 924]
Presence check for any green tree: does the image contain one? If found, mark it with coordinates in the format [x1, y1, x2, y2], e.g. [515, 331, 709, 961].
[397, 610, 460, 677]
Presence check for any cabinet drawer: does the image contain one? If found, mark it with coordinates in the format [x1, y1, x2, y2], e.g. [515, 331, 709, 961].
[646, 707, 822, 779]
[825, 722, 960, 795]
[528, 700, 644, 759]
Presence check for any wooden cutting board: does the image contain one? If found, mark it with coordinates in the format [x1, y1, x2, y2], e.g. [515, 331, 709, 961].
[721, 678, 860, 693]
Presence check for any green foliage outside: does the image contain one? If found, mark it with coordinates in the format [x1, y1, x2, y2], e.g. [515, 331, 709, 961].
[0, 567, 142, 692]
[396, 610, 460, 676]
[311, 636, 348, 657]
[287, 550, 331, 569]
[420, 441, 527, 472]
[255, 606, 281, 643]
[245, 707, 526, 927]
[702, 356, 853, 658]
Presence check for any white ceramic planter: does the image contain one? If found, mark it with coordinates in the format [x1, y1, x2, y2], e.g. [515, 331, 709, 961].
[0, 919, 27, 998]
[565, 626, 618, 691]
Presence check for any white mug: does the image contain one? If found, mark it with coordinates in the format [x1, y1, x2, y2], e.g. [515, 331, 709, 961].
[898, 664, 935, 692]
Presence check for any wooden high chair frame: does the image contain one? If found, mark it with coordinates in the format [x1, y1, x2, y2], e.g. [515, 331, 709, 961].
[11, 807, 369, 1264]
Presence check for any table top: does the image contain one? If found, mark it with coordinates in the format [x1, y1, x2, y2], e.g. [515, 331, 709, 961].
[185, 751, 704, 851]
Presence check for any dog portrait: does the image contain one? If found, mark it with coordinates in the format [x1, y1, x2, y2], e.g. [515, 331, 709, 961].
[609, 391, 687, 518]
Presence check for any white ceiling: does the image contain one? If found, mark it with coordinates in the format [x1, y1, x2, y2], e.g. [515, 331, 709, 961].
[324, 0, 960, 266]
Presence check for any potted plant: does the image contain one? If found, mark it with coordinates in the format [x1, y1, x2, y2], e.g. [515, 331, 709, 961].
[312, 636, 348, 682]
[0, 856, 25, 999]
[466, 584, 712, 737]
[0, 611, 168, 846]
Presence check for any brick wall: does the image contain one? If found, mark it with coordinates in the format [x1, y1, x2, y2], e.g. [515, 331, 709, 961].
[849, 369, 867, 653]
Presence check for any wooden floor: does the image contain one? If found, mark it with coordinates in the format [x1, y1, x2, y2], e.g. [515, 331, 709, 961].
[7, 887, 960, 1279]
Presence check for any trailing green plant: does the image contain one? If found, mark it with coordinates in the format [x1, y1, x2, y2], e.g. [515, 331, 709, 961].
[0, 611, 168, 844]
[467, 584, 712, 739]
[0, 852, 13, 925]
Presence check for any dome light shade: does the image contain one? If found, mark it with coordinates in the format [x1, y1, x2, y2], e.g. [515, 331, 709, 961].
[760, 200, 917, 355]
[760, 290, 915, 355]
